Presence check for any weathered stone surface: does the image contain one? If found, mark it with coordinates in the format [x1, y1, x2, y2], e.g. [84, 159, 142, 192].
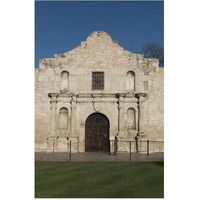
[35, 31, 164, 153]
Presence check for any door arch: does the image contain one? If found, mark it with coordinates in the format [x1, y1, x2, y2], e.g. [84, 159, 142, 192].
[85, 113, 110, 152]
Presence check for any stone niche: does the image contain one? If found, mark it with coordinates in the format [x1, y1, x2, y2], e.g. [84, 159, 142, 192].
[126, 71, 135, 91]
[59, 107, 68, 133]
[127, 108, 136, 135]
[60, 71, 69, 92]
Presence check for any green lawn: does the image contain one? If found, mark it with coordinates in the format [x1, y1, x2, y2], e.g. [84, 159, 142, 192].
[35, 161, 164, 198]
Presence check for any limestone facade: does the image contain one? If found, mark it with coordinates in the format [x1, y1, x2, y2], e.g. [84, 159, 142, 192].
[35, 31, 164, 153]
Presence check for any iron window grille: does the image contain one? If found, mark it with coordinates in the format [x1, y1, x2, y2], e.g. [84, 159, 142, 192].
[92, 72, 104, 90]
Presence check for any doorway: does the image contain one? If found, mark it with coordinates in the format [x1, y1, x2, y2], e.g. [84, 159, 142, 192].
[85, 113, 110, 152]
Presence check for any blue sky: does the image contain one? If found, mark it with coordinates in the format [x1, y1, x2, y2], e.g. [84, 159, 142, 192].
[35, 1, 164, 67]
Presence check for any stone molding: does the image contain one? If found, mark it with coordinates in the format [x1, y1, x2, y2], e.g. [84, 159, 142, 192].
[48, 93, 59, 99]
[135, 92, 148, 101]
[48, 92, 147, 101]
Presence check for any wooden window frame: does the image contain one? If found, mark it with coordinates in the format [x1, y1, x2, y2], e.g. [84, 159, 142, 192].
[92, 72, 104, 90]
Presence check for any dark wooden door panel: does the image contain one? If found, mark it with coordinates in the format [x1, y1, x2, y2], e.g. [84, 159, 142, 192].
[85, 125, 97, 151]
[85, 113, 109, 152]
[97, 125, 109, 151]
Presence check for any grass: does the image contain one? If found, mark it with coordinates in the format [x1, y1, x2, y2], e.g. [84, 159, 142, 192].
[35, 161, 164, 198]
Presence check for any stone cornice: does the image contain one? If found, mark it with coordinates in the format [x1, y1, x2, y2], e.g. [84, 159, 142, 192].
[48, 92, 148, 102]
[58, 93, 72, 98]
[77, 100, 118, 103]
[48, 93, 59, 99]
[124, 92, 136, 98]
[115, 93, 126, 99]
[135, 92, 148, 101]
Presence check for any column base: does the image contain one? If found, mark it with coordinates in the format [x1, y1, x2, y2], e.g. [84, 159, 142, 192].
[109, 137, 116, 154]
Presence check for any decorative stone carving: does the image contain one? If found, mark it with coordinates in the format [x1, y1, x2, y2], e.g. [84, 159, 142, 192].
[93, 101, 101, 112]
[60, 88, 68, 94]
[48, 93, 59, 99]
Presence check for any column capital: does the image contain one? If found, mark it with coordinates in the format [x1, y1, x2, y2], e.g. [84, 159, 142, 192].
[136, 93, 148, 102]
[116, 93, 126, 99]
[70, 93, 78, 102]
[48, 93, 59, 99]
[117, 94, 125, 105]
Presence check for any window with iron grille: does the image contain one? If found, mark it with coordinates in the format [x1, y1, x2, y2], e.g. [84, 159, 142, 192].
[92, 72, 104, 90]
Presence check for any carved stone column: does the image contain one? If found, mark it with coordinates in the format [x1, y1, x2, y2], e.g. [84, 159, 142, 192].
[70, 94, 77, 136]
[48, 93, 59, 138]
[137, 93, 147, 137]
[118, 95, 125, 138]
[138, 101, 144, 134]
[47, 93, 59, 152]
[50, 100, 57, 137]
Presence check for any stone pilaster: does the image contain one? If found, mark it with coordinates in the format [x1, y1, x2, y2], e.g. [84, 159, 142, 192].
[47, 93, 59, 152]
[138, 100, 144, 134]
[109, 137, 115, 154]
[70, 94, 77, 136]
[48, 93, 59, 138]
[136, 93, 147, 137]
[118, 95, 125, 138]
[49, 100, 57, 137]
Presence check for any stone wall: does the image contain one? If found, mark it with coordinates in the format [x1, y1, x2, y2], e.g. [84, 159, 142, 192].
[35, 31, 164, 153]
[144, 67, 164, 141]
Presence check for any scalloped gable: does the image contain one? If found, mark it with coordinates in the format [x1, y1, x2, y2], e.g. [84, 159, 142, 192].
[54, 31, 128, 57]
[39, 31, 158, 71]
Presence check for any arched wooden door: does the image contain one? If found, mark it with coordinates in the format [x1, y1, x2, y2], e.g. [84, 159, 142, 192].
[85, 113, 110, 152]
